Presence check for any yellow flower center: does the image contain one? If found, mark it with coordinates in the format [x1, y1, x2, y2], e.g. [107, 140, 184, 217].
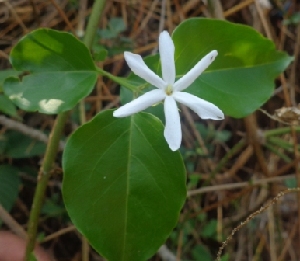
[166, 84, 173, 96]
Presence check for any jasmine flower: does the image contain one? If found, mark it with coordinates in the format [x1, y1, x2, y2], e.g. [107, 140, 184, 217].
[114, 31, 224, 151]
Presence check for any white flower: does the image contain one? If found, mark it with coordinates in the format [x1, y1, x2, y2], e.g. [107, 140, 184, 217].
[113, 31, 224, 151]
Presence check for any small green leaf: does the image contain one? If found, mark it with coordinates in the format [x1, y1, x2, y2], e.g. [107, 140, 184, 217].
[283, 12, 300, 25]
[192, 245, 213, 261]
[0, 94, 18, 117]
[0, 70, 22, 92]
[93, 45, 108, 61]
[0, 165, 20, 227]
[4, 29, 98, 114]
[3, 131, 46, 158]
[41, 193, 66, 217]
[98, 18, 126, 39]
[109, 18, 126, 33]
[221, 253, 230, 261]
[200, 220, 217, 238]
[284, 178, 297, 188]
[62, 110, 186, 261]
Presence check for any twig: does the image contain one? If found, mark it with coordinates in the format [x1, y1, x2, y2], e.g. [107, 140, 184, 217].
[48, 0, 76, 34]
[188, 174, 295, 197]
[254, 0, 273, 40]
[277, 219, 298, 261]
[0, 115, 65, 150]
[224, 0, 255, 17]
[267, 206, 277, 261]
[0, 203, 27, 240]
[216, 188, 300, 261]
[77, 0, 88, 37]
[41, 225, 75, 243]
[4, 0, 28, 34]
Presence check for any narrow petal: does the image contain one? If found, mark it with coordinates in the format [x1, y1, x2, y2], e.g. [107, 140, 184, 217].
[173, 50, 218, 92]
[124, 51, 166, 89]
[159, 31, 176, 85]
[113, 89, 166, 117]
[164, 96, 182, 151]
[173, 92, 224, 120]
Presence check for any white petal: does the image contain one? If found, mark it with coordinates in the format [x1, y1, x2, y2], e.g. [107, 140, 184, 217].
[113, 89, 166, 117]
[159, 31, 176, 85]
[164, 96, 182, 151]
[173, 92, 224, 120]
[124, 51, 166, 89]
[173, 50, 218, 92]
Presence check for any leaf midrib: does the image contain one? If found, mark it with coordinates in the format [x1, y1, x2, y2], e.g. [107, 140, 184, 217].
[121, 116, 133, 261]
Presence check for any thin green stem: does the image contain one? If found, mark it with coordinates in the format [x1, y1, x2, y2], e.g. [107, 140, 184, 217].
[96, 67, 136, 91]
[24, 1, 107, 260]
[83, 0, 106, 50]
[207, 138, 246, 183]
[265, 126, 300, 137]
[79, 0, 107, 124]
[24, 112, 68, 260]
[263, 142, 292, 163]
[268, 136, 298, 151]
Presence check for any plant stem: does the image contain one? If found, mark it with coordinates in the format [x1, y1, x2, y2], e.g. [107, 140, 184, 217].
[83, 0, 106, 49]
[264, 126, 300, 137]
[79, 0, 107, 124]
[263, 142, 292, 163]
[209, 138, 246, 180]
[24, 112, 68, 260]
[96, 67, 137, 91]
[24, 1, 107, 260]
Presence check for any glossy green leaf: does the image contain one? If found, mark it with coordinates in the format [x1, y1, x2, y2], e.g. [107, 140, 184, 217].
[3, 29, 98, 114]
[121, 18, 293, 118]
[62, 110, 186, 261]
[0, 165, 20, 227]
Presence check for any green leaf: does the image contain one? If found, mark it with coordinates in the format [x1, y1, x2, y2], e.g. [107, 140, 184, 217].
[0, 70, 22, 92]
[0, 165, 20, 226]
[121, 18, 292, 118]
[221, 253, 229, 261]
[173, 19, 293, 118]
[41, 193, 66, 217]
[200, 219, 217, 239]
[192, 245, 213, 261]
[62, 110, 186, 261]
[3, 29, 98, 114]
[93, 45, 108, 61]
[98, 18, 126, 39]
[0, 94, 18, 117]
[3, 130, 46, 158]
[109, 18, 126, 33]
[283, 12, 300, 25]
[284, 178, 297, 188]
